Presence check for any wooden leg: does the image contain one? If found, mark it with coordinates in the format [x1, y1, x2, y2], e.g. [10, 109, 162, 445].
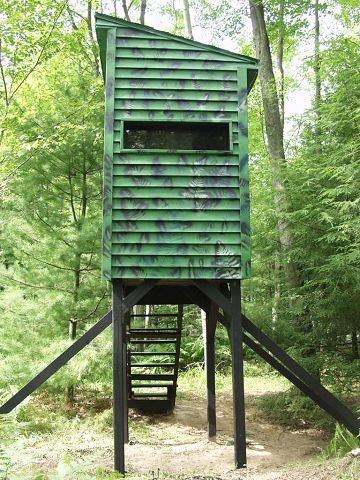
[112, 280, 125, 473]
[123, 311, 130, 444]
[206, 302, 218, 439]
[122, 337, 128, 444]
[229, 280, 246, 468]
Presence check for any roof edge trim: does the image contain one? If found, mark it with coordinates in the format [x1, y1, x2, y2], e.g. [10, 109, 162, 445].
[95, 12, 258, 66]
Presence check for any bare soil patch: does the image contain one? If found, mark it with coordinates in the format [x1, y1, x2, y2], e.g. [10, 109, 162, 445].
[125, 390, 328, 478]
[8, 377, 358, 479]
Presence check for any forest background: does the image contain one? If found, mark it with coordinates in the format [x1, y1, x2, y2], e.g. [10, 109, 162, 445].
[0, 0, 359, 472]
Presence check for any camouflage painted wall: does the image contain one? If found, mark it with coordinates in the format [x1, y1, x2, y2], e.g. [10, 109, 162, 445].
[95, 15, 257, 280]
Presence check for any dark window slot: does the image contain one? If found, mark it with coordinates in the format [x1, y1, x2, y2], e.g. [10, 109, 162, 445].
[123, 121, 230, 150]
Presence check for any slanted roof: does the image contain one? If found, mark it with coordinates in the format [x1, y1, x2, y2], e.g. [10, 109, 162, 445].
[95, 13, 258, 93]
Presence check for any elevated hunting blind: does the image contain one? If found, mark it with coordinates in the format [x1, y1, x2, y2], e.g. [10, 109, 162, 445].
[1, 13, 358, 479]
[95, 13, 258, 281]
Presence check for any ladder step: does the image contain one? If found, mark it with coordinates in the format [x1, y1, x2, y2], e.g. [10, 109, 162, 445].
[128, 398, 174, 413]
[129, 339, 177, 344]
[129, 328, 179, 332]
[131, 393, 168, 398]
[130, 374, 175, 381]
[130, 363, 176, 368]
[128, 332, 180, 339]
[130, 313, 178, 317]
[131, 383, 174, 388]
[131, 326, 179, 329]
[130, 351, 176, 356]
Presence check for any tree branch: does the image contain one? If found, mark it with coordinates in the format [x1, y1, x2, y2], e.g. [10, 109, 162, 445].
[0, 273, 73, 294]
[0, 152, 36, 192]
[9, 2, 66, 102]
[122, 0, 131, 21]
[34, 212, 73, 249]
[20, 249, 77, 272]
[0, 38, 9, 107]
[79, 290, 108, 323]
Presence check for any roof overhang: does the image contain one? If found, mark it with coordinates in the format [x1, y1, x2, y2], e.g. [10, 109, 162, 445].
[95, 13, 258, 93]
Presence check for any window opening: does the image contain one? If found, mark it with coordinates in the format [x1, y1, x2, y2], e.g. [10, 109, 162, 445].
[123, 121, 230, 150]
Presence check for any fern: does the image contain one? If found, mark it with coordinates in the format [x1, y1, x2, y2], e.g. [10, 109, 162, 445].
[324, 424, 359, 458]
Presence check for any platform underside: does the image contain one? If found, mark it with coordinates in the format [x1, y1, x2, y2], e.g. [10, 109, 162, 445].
[124, 280, 224, 305]
[1, 278, 358, 475]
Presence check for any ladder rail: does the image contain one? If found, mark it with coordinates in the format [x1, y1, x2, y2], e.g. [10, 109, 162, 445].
[127, 304, 183, 411]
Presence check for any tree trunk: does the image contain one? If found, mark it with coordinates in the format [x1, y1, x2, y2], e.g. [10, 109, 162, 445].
[313, 0, 322, 154]
[65, 143, 88, 403]
[122, 0, 131, 21]
[86, 1, 100, 76]
[249, 0, 298, 289]
[172, 0, 180, 32]
[277, 0, 285, 133]
[66, 317, 78, 403]
[183, 0, 194, 39]
[65, 250, 81, 404]
[140, 0, 147, 25]
[351, 330, 359, 360]
[144, 304, 151, 329]
[271, 253, 281, 328]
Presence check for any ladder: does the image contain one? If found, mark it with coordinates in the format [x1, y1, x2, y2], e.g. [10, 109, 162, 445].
[127, 305, 183, 412]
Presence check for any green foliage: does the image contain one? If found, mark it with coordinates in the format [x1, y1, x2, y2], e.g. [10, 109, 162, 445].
[0, 400, 27, 479]
[0, 3, 359, 474]
[179, 335, 204, 368]
[239, 1, 360, 402]
[0, 0, 67, 137]
[243, 359, 276, 377]
[194, 0, 246, 43]
[0, 0, 111, 407]
[16, 400, 66, 434]
[257, 387, 335, 430]
[324, 424, 359, 458]
[93, 470, 125, 480]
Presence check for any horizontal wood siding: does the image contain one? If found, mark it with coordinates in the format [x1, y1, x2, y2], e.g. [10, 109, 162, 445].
[106, 25, 250, 280]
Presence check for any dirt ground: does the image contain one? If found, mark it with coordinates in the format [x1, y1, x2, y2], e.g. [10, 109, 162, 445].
[7, 378, 358, 479]
[123, 392, 330, 479]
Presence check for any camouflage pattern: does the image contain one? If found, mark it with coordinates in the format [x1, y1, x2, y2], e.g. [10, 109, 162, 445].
[102, 27, 116, 278]
[95, 14, 258, 280]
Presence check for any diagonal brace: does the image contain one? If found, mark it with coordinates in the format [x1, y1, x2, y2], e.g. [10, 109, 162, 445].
[0, 279, 158, 414]
[191, 281, 360, 437]
[188, 286, 341, 421]
[242, 314, 360, 436]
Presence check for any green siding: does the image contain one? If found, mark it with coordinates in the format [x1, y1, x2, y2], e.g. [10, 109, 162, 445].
[238, 68, 251, 278]
[96, 15, 257, 280]
[102, 28, 116, 280]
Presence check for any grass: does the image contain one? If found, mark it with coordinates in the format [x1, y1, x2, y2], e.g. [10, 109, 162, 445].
[177, 363, 287, 400]
[1, 367, 285, 479]
[1, 366, 358, 479]
[338, 458, 359, 480]
[323, 424, 359, 458]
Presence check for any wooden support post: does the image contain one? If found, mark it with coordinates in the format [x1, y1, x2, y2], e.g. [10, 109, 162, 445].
[123, 311, 130, 444]
[206, 302, 218, 439]
[188, 285, 360, 438]
[229, 280, 246, 468]
[112, 280, 126, 473]
[193, 280, 247, 467]
[122, 366, 128, 445]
